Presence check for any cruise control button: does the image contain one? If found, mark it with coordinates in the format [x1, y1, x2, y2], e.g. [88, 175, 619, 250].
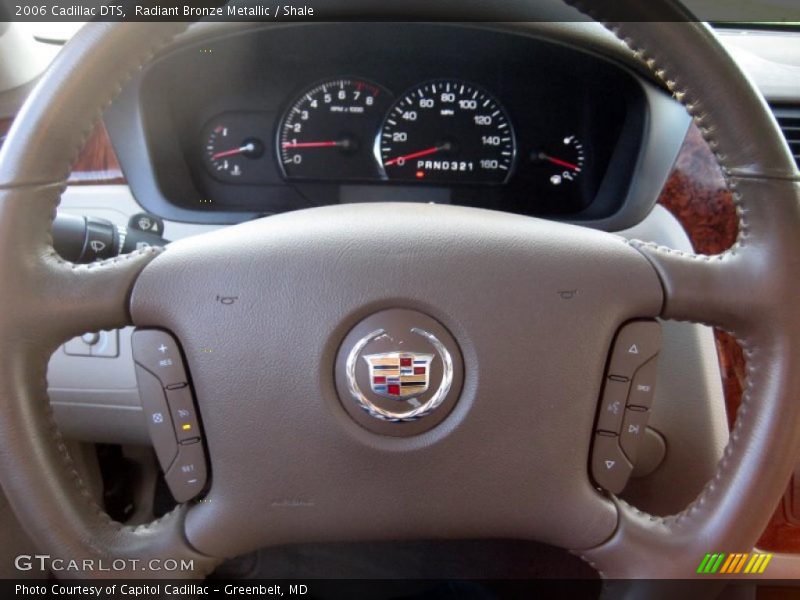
[165, 440, 207, 502]
[166, 385, 201, 442]
[628, 357, 658, 409]
[596, 378, 628, 434]
[620, 407, 650, 463]
[131, 329, 188, 388]
[134, 365, 178, 471]
[591, 433, 633, 494]
[608, 320, 661, 379]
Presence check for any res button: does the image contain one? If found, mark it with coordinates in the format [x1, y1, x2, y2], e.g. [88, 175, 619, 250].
[132, 329, 189, 388]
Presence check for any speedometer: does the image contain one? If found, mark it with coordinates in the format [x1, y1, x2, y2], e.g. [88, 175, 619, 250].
[378, 80, 516, 184]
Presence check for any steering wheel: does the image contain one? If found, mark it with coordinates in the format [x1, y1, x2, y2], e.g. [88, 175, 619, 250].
[0, 0, 797, 582]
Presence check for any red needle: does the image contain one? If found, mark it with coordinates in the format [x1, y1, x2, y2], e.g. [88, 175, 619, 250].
[212, 148, 244, 160]
[384, 146, 443, 167]
[282, 141, 341, 149]
[211, 142, 256, 161]
[541, 153, 580, 171]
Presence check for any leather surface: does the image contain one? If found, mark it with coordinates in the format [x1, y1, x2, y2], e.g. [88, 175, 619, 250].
[563, 0, 800, 581]
[580, 179, 800, 579]
[130, 202, 662, 558]
[0, 25, 218, 578]
[0, 1, 797, 582]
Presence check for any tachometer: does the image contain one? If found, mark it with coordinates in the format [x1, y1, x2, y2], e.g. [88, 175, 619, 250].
[278, 78, 392, 181]
[378, 80, 516, 184]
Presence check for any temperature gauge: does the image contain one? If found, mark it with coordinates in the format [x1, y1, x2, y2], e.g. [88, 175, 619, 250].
[531, 135, 585, 186]
[202, 116, 265, 183]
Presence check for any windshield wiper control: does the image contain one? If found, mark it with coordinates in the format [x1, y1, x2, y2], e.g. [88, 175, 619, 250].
[52, 211, 167, 263]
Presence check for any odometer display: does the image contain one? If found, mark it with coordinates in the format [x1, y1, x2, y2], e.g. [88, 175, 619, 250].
[378, 81, 516, 184]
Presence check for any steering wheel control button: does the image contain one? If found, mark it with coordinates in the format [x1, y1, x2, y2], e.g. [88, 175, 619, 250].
[132, 328, 208, 502]
[165, 440, 207, 503]
[166, 386, 201, 443]
[335, 309, 464, 437]
[596, 378, 629, 433]
[591, 321, 661, 493]
[132, 329, 189, 388]
[620, 407, 650, 463]
[628, 356, 659, 409]
[134, 365, 178, 470]
[607, 320, 661, 379]
[591, 432, 633, 495]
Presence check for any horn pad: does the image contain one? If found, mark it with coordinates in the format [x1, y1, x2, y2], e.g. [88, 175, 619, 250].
[335, 308, 464, 436]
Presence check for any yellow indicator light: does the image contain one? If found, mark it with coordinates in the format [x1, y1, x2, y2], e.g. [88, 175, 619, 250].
[182, 424, 192, 431]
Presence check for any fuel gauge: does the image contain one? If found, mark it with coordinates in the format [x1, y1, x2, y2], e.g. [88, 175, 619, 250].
[531, 135, 585, 186]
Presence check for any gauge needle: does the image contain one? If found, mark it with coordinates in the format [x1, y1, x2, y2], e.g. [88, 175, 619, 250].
[539, 153, 580, 171]
[281, 140, 345, 149]
[384, 145, 449, 167]
[211, 142, 257, 161]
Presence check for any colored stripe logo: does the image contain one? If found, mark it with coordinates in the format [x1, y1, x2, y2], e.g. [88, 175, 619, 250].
[696, 552, 772, 574]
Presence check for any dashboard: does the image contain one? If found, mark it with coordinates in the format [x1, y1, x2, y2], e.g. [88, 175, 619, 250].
[106, 23, 690, 226]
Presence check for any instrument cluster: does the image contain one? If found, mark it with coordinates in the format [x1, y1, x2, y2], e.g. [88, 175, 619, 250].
[203, 76, 589, 193]
[133, 23, 652, 220]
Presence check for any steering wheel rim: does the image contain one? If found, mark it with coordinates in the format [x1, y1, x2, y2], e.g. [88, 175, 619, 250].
[0, 4, 797, 581]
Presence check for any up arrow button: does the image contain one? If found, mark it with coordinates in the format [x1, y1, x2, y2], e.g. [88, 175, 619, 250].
[607, 320, 661, 379]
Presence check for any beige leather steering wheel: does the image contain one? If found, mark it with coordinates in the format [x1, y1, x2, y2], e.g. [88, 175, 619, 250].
[0, 2, 798, 582]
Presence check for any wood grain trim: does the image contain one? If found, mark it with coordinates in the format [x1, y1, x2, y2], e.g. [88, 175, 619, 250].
[67, 121, 125, 185]
[657, 123, 795, 553]
[0, 117, 125, 185]
[656, 124, 738, 255]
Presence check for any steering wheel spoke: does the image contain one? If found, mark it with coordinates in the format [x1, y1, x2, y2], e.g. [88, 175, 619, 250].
[40, 245, 162, 342]
[0, 185, 161, 346]
[631, 177, 800, 339]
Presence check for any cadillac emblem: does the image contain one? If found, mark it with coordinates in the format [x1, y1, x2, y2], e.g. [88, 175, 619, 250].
[364, 352, 434, 400]
[335, 309, 464, 433]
